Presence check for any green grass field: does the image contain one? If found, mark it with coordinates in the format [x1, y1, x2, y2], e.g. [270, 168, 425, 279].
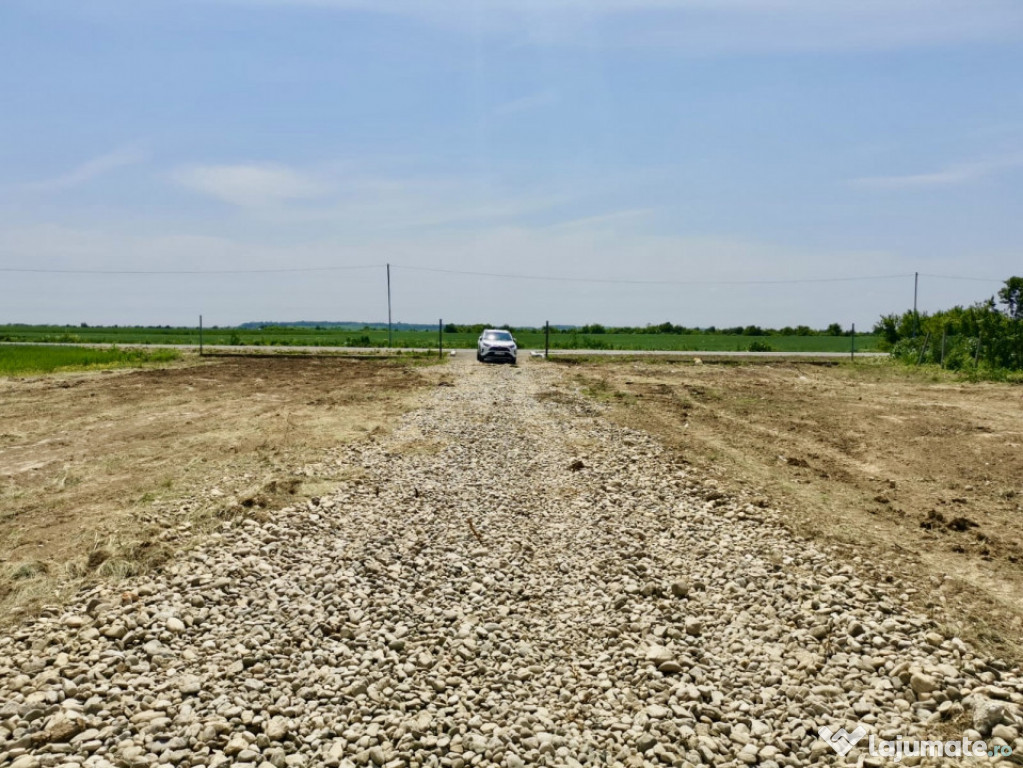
[0, 345, 180, 376]
[0, 324, 879, 352]
[499, 332, 877, 352]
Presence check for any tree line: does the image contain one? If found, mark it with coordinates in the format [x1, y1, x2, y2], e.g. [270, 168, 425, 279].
[873, 276, 1023, 371]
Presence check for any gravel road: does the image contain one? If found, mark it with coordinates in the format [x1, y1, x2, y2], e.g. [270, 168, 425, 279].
[1, 356, 1020, 768]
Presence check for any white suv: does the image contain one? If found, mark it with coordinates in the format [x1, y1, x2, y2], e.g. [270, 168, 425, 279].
[477, 329, 517, 364]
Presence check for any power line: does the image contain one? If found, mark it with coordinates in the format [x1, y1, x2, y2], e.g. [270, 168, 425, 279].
[0, 263, 1009, 286]
[392, 265, 915, 286]
[917, 273, 1008, 284]
[0, 265, 381, 275]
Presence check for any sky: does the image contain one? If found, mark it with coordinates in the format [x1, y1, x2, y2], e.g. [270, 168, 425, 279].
[1, 0, 1022, 329]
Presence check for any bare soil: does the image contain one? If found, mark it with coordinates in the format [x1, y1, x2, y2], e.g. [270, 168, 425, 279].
[0, 354, 434, 624]
[562, 358, 1023, 662]
[5, 351, 1021, 667]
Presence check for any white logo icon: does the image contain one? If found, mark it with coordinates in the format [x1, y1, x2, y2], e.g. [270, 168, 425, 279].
[819, 725, 868, 756]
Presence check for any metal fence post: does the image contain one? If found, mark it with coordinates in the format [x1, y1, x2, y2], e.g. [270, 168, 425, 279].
[913, 271, 919, 338]
[545, 320, 550, 358]
[917, 332, 931, 365]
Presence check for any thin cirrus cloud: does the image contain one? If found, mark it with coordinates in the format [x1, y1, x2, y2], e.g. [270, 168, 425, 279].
[492, 89, 560, 117]
[213, 0, 1023, 53]
[851, 152, 1023, 189]
[171, 163, 329, 207]
[254, 174, 577, 232]
[27, 145, 149, 192]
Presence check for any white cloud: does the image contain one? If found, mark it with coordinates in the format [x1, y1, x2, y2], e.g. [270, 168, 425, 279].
[851, 152, 1023, 189]
[231, 172, 577, 231]
[27, 145, 148, 192]
[492, 89, 559, 116]
[172, 163, 328, 207]
[544, 208, 655, 231]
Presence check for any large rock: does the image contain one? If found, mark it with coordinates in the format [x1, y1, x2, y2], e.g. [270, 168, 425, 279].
[645, 644, 673, 664]
[42, 712, 86, 743]
[910, 671, 939, 695]
[972, 698, 1006, 736]
[265, 718, 290, 742]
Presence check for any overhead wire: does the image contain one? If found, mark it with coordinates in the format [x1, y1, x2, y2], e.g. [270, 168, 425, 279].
[917, 273, 1007, 283]
[390, 265, 915, 286]
[0, 263, 919, 285]
[0, 265, 380, 275]
[0, 264, 1009, 286]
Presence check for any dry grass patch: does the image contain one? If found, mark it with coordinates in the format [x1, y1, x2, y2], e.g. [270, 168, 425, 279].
[0, 354, 434, 626]
[565, 357, 1023, 663]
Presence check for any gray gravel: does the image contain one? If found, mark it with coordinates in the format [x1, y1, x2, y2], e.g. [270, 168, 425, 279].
[0, 357, 1020, 767]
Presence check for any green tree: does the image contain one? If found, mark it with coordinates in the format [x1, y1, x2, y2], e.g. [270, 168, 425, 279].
[873, 314, 900, 346]
[998, 276, 1023, 321]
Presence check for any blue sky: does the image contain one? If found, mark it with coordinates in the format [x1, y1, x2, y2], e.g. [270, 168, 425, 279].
[2, 0, 1022, 327]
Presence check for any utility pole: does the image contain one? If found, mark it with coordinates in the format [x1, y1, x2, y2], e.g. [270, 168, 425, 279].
[387, 263, 392, 348]
[913, 271, 919, 338]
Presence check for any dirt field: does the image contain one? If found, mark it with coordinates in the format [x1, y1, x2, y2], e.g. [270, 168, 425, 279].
[4, 351, 1022, 666]
[563, 357, 1023, 662]
[0, 354, 436, 624]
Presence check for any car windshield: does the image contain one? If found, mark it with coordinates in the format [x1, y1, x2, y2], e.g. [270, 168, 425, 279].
[483, 331, 513, 342]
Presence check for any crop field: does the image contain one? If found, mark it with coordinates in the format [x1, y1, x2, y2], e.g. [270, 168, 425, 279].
[0, 324, 880, 352]
[0, 344, 180, 375]
[507, 331, 878, 352]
